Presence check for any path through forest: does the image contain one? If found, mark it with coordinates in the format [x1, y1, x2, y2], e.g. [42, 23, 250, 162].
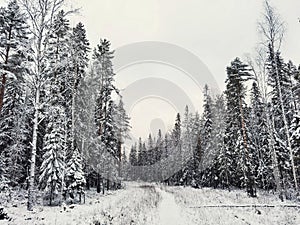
[157, 187, 184, 225]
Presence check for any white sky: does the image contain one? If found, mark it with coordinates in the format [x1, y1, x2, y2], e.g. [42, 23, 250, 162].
[1, 0, 300, 141]
[65, 0, 300, 87]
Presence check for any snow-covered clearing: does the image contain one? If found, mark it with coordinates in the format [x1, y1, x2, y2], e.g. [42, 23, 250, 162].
[1, 182, 300, 225]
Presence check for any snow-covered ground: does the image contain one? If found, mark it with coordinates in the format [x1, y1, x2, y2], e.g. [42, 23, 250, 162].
[163, 185, 300, 225]
[1, 182, 299, 225]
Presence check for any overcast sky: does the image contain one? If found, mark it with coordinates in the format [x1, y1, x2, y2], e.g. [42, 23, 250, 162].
[1, 0, 300, 141]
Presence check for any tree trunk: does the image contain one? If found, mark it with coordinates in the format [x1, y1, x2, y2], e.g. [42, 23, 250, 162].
[106, 178, 110, 191]
[50, 186, 53, 206]
[27, 88, 40, 211]
[102, 178, 105, 195]
[96, 173, 101, 193]
[86, 173, 90, 190]
[0, 74, 6, 114]
[118, 138, 122, 179]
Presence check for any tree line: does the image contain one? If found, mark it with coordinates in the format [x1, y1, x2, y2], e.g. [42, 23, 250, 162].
[0, 0, 130, 210]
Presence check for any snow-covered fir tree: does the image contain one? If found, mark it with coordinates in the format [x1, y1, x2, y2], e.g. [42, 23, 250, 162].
[221, 58, 255, 196]
[113, 98, 130, 175]
[0, 0, 31, 188]
[249, 81, 274, 189]
[199, 85, 214, 186]
[39, 105, 67, 205]
[66, 149, 86, 202]
[70, 22, 90, 156]
[91, 39, 122, 191]
[209, 94, 226, 188]
[129, 143, 138, 167]
[39, 10, 71, 200]
[129, 143, 138, 180]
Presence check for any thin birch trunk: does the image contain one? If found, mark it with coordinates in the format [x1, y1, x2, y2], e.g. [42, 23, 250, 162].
[27, 87, 40, 211]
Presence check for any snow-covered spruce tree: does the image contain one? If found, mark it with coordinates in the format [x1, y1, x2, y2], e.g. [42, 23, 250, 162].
[156, 129, 163, 163]
[0, 0, 31, 187]
[129, 143, 138, 181]
[162, 133, 170, 160]
[147, 134, 155, 167]
[266, 46, 297, 190]
[222, 58, 255, 196]
[113, 98, 130, 179]
[92, 39, 120, 191]
[45, 10, 75, 160]
[176, 106, 191, 185]
[39, 105, 66, 206]
[167, 113, 181, 185]
[161, 133, 172, 184]
[290, 115, 300, 186]
[66, 149, 86, 202]
[120, 147, 128, 180]
[142, 142, 150, 181]
[210, 94, 226, 188]
[201, 85, 213, 153]
[18, 0, 67, 211]
[103, 100, 119, 189]
[135, 135, 149, 181]
[41, 10, 72, 201]
[63, 21, 90, 196]
[70, 22, 90, 157]
[0, 77, 31, 187]
[74, 70, 99, 190]
[129, 143, 138, 166]
[137, 137, 144, 168]
[0, 0, 29, 112]
[199, 85, 214, 187]
[94, 39, 117, 147]
[286, 61, 299, 113]
[185, 112, 201, 187]
[143, 130, 164, 181]
[172, 113, 181, 148]
[248, 82, 274, 189]
[155, 129, 164, 181]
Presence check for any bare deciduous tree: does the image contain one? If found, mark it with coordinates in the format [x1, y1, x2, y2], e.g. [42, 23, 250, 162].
[18, 0, 66, 211]
[258, 0, 298, 192]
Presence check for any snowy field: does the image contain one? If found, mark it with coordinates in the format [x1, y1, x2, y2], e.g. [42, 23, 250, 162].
[1, 182, 300, 225]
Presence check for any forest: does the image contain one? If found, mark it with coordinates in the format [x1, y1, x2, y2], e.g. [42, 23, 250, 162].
[0, 0, 299, 217]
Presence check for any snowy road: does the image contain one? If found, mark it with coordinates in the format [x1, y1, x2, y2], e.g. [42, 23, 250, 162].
[157, 188, 184, 225]
[2, 182, 300, 225]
